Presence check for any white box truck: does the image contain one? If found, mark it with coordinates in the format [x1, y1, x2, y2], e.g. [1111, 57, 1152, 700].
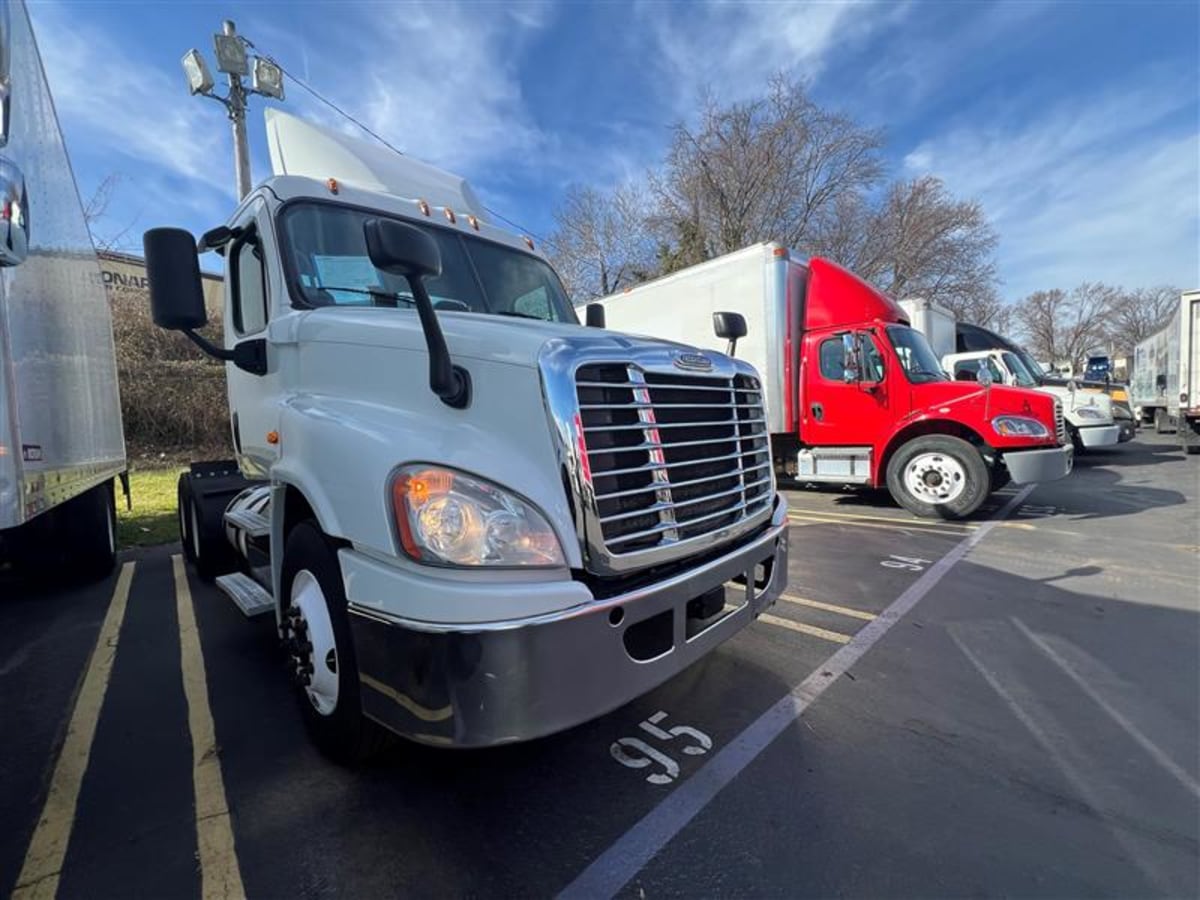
[1131, 290, 1200, 452]
[0, 0, 125, 579]
[144, 111, 789, 759]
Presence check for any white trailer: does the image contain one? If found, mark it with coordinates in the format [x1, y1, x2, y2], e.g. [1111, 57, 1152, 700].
[1131, 290, 1200, 452]
[0, 0, 125, 578]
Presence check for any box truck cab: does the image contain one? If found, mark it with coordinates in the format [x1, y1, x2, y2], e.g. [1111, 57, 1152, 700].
[143, 112, 789, 760]
[600, 244, 1071, 520]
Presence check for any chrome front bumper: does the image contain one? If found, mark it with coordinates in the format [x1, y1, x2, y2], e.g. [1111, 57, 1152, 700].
[1077, 424, 1122, 448]
[346, 495, 790, 747]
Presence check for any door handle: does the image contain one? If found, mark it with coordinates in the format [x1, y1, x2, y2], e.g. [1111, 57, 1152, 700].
[811, 403, 824, 421]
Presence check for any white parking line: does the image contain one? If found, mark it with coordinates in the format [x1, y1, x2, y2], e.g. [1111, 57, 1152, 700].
[14, 563, 136, 900]
[1012, 617, 1200, 799]
[558, 485, 1035, 900]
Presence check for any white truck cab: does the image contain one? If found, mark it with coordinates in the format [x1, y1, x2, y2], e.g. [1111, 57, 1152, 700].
[144, 112, 789, 759]
[943, 349, 1120, 451]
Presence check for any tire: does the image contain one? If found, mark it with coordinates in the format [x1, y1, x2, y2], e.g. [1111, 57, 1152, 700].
[177, 474, 197, 564]
[72, 480, 118, 579]
[1067, 424, 1085, 454]
[180, 476, 237, 581]
[886, 435, 990, 520]
[1154, 408, 1175, 434]
[280, 521, 389, 764]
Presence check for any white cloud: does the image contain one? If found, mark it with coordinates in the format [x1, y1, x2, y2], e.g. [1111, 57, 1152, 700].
[636, 0, 912, 112]
[903, 73, 1200, 298]
[31, 2, 232, 200]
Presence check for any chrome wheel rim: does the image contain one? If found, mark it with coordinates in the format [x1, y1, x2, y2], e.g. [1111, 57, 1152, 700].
[289, 570, 339, 716]
[904, 452, 966, 504]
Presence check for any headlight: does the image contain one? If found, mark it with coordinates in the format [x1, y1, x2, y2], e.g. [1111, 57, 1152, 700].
[1075, 407, 1106, 420]
[992, 415, 1049, 438]
[391, 466, 565, 567]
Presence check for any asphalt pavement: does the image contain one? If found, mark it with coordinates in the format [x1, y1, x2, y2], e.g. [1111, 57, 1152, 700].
[2, 432, 1197, 899]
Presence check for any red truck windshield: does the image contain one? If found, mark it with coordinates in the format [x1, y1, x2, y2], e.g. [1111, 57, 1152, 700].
[886, 325, 948, 383]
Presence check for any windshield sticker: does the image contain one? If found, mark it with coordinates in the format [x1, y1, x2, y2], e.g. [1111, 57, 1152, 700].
[313, 255, 380, 305]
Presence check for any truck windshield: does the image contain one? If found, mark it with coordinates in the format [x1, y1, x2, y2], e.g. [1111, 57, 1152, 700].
[279, 202, 577, 324]
[886, 325, 948, 383]
[1002, 351, 1039, 387]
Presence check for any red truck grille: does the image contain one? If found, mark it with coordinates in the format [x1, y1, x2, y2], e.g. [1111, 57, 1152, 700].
[574, 364, 773, 560]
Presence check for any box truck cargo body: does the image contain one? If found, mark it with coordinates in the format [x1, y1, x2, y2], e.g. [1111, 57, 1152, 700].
[1131, 290, 1200, 451]
[0, 0, 124, 577]
[600, 243, 1072, 519]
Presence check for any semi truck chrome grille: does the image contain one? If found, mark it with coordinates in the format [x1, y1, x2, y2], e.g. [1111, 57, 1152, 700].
[1054, 399, 1066, 445]
[573, 362, 773, 568]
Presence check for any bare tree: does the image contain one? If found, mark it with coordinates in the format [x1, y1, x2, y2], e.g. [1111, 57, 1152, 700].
[651, 77, 884, 269]
[837, 176, 1000, 323]
[546, 183, 657, 301]
[1015, 283, 1115, 371]
[1103, 285, 1180, 356]
[81, 173, 140, 252]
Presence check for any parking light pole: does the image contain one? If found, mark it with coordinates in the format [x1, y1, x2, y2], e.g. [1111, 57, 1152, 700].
[180, 20, 285, 201]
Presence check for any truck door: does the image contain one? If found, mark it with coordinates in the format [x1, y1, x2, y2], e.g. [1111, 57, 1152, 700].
[225, 200, 281, 479]
[802, 329, 892, 445]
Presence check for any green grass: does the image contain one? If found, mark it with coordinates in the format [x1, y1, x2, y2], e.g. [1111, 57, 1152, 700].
[117, 468, 186, 548]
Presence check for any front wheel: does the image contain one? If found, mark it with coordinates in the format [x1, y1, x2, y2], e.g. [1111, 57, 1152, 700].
[280, 522, 388, 764]
[886, 435, 990, 520]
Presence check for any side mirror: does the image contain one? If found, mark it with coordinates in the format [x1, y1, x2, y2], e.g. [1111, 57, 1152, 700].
[841, 332, 860, 383]
[976, 365, 994, 387]
[144, 227, 207, 330]
[362, 218, 469, 409]
[585, 303, 606, 328]
[364, 217, 441, 279]
[714, 311, 747, 356]
[0, 156, 28, 266]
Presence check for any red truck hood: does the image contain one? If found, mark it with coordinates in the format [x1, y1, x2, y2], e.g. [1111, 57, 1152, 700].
[905, 380, 1058, 441]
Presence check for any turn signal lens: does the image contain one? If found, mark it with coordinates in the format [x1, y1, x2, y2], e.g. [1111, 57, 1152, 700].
[390, 466, 565, 567]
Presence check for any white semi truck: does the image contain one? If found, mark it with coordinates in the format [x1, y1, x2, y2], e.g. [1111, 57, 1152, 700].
[146, 111, 789, 759]
[0, 0, 125, 579]
[901, 299, 1122, 453]
[1130, 290, 1200, 453]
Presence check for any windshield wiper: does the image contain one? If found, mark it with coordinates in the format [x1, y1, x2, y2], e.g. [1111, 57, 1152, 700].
[317, 286, 415, 307]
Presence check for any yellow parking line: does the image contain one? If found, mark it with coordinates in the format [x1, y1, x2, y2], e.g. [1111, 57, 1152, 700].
[14, 563, 136, 900]
[759, 613, 852, 644]
[780, 593, 877, 621]
[788, 508, 976, 530]
[173, 555, 245, 900]
[787, 512, 974, 534]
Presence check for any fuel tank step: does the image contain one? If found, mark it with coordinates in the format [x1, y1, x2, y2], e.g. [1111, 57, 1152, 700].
[223, 508, 270, 538]
[215, 571, 275, 617]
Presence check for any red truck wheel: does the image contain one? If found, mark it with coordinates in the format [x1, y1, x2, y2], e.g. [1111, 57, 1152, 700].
[886, 436, 989, 520]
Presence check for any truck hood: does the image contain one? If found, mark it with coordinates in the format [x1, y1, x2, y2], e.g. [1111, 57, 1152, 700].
[910, 380, 1057, 421]
[285, 306, 706, 368]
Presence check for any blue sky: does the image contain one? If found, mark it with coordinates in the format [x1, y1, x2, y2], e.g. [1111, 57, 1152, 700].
[29, 0, 1199, 300]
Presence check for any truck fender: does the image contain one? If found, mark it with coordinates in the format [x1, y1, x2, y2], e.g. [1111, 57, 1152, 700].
[879, 419, 988, 484]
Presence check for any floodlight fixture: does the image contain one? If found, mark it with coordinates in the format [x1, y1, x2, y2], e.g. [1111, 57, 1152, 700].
[213, 28, 248, 76]
[252, 56, 284, 100]
[181, 49, 214, 96]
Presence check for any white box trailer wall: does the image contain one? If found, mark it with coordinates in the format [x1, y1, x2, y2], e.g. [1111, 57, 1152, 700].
[898, 298, 956, 364]
[1130, 290, 1200, 450]
[598, 242, 792, 434]
[0, 0, 125, 576]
